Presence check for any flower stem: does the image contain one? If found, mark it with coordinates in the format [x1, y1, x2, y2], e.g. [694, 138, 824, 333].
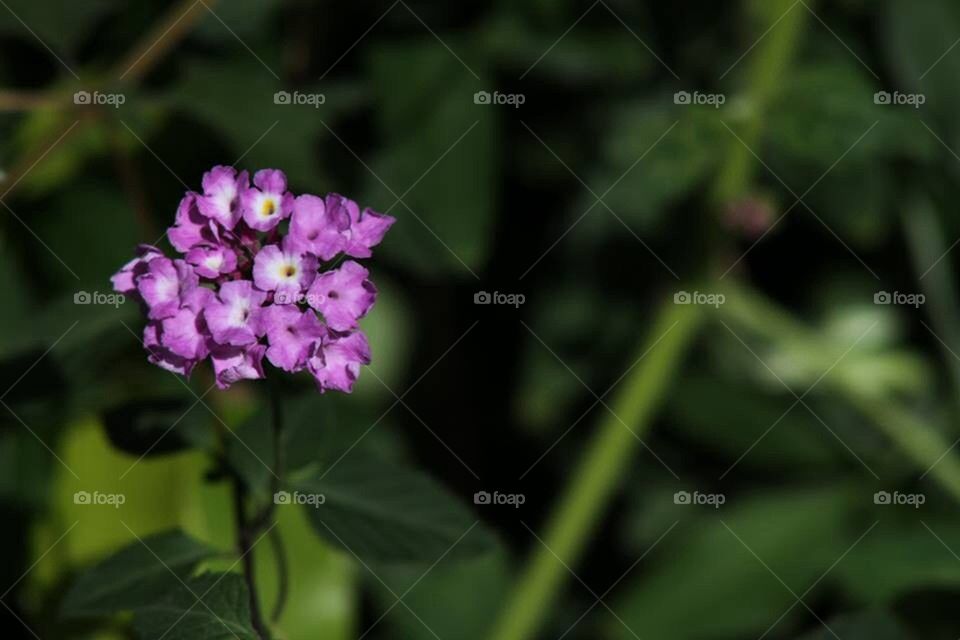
[233, 482, 271, 640]
[487, 300, 703, 640]
[269, 527, 290, 623]
[233, 381, 286, 639]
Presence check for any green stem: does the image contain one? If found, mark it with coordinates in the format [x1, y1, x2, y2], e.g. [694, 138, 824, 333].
[711, 0, 810, 206]
[233, 383, 286, 639]
[487, 301, 703, 640]
[269, 527, 290, 623]
[233, 482, 270, 640]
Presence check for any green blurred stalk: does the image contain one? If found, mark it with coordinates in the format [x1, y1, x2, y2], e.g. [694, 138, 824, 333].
[719, 281, 960, 502]
[488, 301, 703, 640]
[488, 3, 809, 640]
[711, 0, 810, 205]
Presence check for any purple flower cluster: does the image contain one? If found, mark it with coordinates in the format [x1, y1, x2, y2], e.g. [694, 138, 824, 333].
[112, 166, 394, 393]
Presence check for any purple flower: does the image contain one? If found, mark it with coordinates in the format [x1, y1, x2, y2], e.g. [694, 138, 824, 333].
[261, 305, 326, 372]
[115, 165, 393, 394]
[136, 258, 198, 320]
[168, 193, 219, 253]
[287, 194, 348, 260]
[210, 343, 266, 389]
[197, 166, 248, 230]
[204, 280, 266, 346]
[325, 194, 395, 259]
[111, 244, 163, 295]
[144, 322, 199, 377]
[185, 245, 238, 279]
[157, 286, 213, 360]
[252, 242, 316, 303]
[307, 260, 376, 331]
[308, 331, 371, 393]
[241, 169, 294, 232]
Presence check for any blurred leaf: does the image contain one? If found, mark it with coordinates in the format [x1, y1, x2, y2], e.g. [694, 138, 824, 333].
[612, 486, 858, 640]
[515, 284, 643, 430]
[293, 453, 496, 565]
[61, 529, 219, 616]
[579, 102, 723, 239]
[0, 0, 114, 52]
[12, 113, 114, 197]
[34, 183, 140, 286]
[366, 39, 497, 276]
[836, 518, 960, 604]
[668, 374, 842, 470]
[802, 163, 896, 248]
[131, 572, 255, 640]
[883, 0, 960, 135]
[379, 551, 510, 640]
[903, 193, 960, 401]
[0, 236, 34, 335]
[795, 610, 910, 639]
[193, 0, 283, 43]
[482, 14, 653, 82]
[166, 59, 357, 187]
[767, 61, 934, 166]
[102, 396, 213, 457]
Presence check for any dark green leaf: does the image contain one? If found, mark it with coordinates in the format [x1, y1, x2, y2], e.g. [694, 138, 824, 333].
[668, 374, 843, 470]
[380, 552, 510, 640]
[0, 0, 115, 52]
[294, 454, 496, 565]
[612, 486, 858, 640]
[366, 39, 497, 275]
[61, 529, 219, 616]
[884, 0, 960, 134]
[166, 59, 359, 187]
[767, 61, 934, 167]
[102, 396, 213, 457]
[131, 572, 256, 640]
[796, 611, 910, 640]
[193, 0, 283, 43]
[836, 518, 960, 604]
[34, 184, 140, 287]
[578, 102, 723, 239]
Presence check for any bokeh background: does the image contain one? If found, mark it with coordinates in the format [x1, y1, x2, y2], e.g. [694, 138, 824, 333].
[3, 0, 960, 638]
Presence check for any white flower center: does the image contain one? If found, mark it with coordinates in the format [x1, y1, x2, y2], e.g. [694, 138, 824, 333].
[204, 254, 223, 271]
[276, 260, 298, 281]
[260, 196, 278, 218]
[228, 300, 250, 326]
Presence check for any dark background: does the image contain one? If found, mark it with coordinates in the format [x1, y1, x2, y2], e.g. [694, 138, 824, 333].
[3, 0, 960, 638]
